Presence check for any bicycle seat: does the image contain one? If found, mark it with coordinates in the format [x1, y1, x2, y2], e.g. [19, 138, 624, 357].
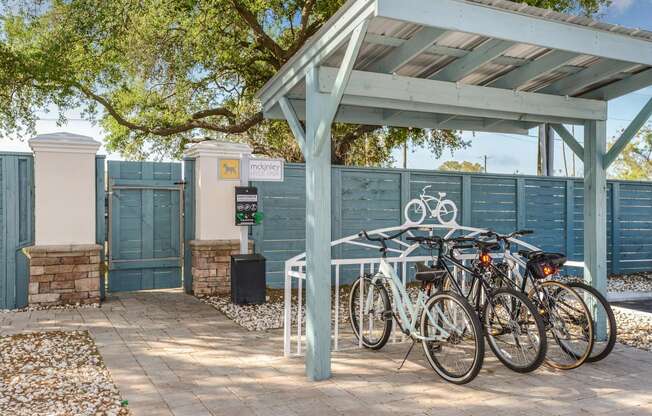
[476, 240, 500, 251]
[438, 192, 446, 197]
[518, 250, 567, 266]
[414, 262, 446, 283]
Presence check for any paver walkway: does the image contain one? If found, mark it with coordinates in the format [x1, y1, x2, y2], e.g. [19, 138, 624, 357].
[2, 289, 651, 416]
[613, 300, 652, 314]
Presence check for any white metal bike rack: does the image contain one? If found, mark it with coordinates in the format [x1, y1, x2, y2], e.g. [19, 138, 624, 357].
[282, 221, 586, 357]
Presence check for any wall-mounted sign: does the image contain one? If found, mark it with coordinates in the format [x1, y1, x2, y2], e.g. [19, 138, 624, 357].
[403, 185, 458, 226]
[235, 186, 260, 226]
[219, 158, 241, 180]
[249, 158, 284, 182]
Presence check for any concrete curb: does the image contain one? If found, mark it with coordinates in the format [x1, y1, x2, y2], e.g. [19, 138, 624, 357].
[607, 291, 652, 302]
[612, 305, 652, 319]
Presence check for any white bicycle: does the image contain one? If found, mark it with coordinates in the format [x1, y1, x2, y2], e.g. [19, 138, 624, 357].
[404, 185, 458, 226]
[348, 228, 484, 384]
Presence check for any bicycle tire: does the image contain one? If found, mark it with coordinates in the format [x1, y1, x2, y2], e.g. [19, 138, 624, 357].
[565, 281, 616, 363]
[484, 288, 547, 373]
[529, 280, 594, 370]
[349, 276, 392, 350]
[420, 291, 484, 384]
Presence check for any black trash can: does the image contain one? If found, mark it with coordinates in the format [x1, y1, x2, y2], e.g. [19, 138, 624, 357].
[230, 254, 266, 305]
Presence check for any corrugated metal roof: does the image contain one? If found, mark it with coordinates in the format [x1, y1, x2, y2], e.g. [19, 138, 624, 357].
[347, 7, 652, 96]
[256, 0, 652, 130]
[469, 0, 652, 43]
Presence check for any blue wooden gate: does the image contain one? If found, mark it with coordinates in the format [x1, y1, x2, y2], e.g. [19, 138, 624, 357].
[0, 152, 34, 309]
[107, 161, 183, 292]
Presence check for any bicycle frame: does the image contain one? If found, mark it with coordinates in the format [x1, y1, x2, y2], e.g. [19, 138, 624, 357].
[435, 250, 494, 317]
[366, 257, 455, 342]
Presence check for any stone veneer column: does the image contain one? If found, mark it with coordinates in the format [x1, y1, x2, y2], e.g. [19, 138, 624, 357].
[184, 141, 254, 297]
[26, 133, 102, 306]
[190, 240, 253, 296]
[24, 244, 102, 305]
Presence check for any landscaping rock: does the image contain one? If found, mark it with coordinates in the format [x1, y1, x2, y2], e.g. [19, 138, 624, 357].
[0, 331, 130, 416]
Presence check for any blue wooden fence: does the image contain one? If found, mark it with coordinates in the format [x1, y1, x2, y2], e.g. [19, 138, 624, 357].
[253, 164, 652, 288]
[0, 152, 34, 309]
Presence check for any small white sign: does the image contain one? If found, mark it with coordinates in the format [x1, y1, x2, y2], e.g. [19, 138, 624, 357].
[249, 158, 284, 182]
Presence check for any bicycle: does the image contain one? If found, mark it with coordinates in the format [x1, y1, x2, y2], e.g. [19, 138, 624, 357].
[349, 228, 484, 384]
[562, 280, 616, 363]
[479, 229, 598, 369]
[411, 234, 547, 373]
[404, 185, 458, 226]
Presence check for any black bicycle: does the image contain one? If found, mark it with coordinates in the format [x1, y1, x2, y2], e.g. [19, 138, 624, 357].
[408, 234, 547, 374]
[479, 230, 601, 369]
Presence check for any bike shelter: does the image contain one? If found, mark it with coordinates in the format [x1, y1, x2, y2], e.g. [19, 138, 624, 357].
[255, 0, 652, 380]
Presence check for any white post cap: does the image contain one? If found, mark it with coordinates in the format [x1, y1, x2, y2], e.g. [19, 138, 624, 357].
[184, 140, 252, 158]
[29, 132, 101, 154]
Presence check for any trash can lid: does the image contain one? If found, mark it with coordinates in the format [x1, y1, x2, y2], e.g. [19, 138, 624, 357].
[231, 254, 266, 262]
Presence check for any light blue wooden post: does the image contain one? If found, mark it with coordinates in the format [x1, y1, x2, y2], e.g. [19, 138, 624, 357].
[183, 158, 196, 294]
[95, 156, 106, 300]
[611, 182, 621, 274]
[462, 175, 472, 226]
[565, 180, 575, 263]
[516, 178, 526, 230]
[583, 120, 608, 294]
[584, 120, 608, 339]
[304, 66, 332, 380]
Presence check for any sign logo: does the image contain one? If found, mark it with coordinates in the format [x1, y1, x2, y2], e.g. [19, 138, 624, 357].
[249, 158, 284, 182]
[219, 159, 240, 180]
[404, 186, 458, 226]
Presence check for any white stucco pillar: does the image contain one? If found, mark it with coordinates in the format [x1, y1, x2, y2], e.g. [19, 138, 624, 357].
[26, 133, 103, 307]
[183, 141, 254, 297]
[29, 133, 101, 246]
[184, 140, 253, 241]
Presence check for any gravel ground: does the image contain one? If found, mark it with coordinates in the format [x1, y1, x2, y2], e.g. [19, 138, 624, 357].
[1, 303, 101, 314]
[199, 290, 351, 331]
[613, 307, 652, 352]
[0, 331, 130, 416]
[559, 272, 652, 293]
[606, 272, 652, 292]
[199, 285, 420, 332]
[203, 274, 652, 356]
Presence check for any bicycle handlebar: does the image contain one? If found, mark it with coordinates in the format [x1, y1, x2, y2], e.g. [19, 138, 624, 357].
[358, 227, 417, 242]
[480, 229, 533, 240]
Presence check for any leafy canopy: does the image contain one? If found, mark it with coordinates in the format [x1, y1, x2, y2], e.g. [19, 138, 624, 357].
[0, 0, 609, 164]
[438, 160, 485, 173]
[611, 126, 652, 180]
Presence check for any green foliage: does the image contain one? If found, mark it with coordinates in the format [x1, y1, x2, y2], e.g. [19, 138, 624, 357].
[0, 0, 609, 164]
[438, 160, 484, 173]
[516, 0, 611, 16]
[611, 126, 652, 180]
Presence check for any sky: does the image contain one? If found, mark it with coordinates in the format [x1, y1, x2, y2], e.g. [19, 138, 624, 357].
[1, 0, 652, 175]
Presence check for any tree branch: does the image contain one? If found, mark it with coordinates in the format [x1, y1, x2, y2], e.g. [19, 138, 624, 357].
[333, 124, 382, 163]
[75, 83, 262, 136]
[230, 1, 286, 66]
[300, 0, 316, 34]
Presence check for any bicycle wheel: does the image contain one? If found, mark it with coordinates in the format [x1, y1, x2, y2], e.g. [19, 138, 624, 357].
[404, 199, 427, 225]
[529, 281, 594, 370]
[420, 291, 484, 384]
[566, 281, 616, 363]
[484, 288, 547, 373]
[349, 276, 392, 350]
